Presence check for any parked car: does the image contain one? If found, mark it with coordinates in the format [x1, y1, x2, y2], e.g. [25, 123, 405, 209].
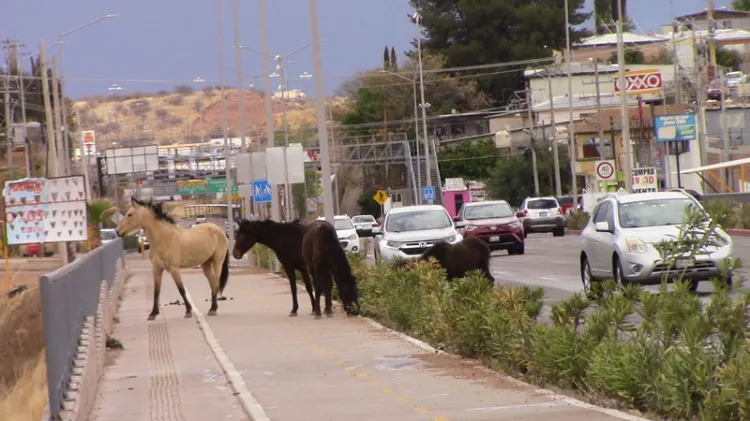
[454, 200, 525, 255]
[517, 196, 565, 237]
[196, 214, 207, 223]
[373, 205, 464, 263]
[557, 195, 583, 216]
[100, 228, 118, 245]
[725, 71, 747, 88]
[332, 215, 360, 253]
[579, 191, 733, 298]
[352, 214, 379, 237]
[707, 79, 724, 100]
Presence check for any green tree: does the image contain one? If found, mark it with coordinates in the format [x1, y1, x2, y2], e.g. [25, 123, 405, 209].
[717, 47, 741, 71]
[390, 47, 398, 71]
[357, 187, 382, 219]
[486, 146, 571, 206]
[408, 0, 591, 105]
[438, 138, 498, 181]
[383, 46, 391, 69]
[733, 0, 750, 11]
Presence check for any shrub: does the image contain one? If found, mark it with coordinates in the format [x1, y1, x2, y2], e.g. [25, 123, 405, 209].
[153, 108, 170, 119]
[349, 207, 749, 419]
[565, 210, 589, 230]
[703, 199, 736, 229]
[174, 85, 194, 95]
[166, 95, 185, 106]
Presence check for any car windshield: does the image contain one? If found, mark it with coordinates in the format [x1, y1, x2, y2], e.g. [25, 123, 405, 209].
[334, 219, 354, 230]
[464, 203, 514, 220]
[352, 215, 375, 223]
[100, 230, 116, 240]
[727, 73, 742, 79]
[710, 80, 722, 89]
[527, 199, 559, 210]
[618, 198, 702, 228]
[386, 209, 452, 232]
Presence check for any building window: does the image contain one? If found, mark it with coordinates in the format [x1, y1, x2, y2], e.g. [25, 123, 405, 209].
[451, 123, 466, 136]
[581, 137, 612, 159]
[475, 121, 488, 135]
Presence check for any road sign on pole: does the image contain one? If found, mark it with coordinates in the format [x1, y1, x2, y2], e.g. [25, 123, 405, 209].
[422, 186, 435, 202]
[373, 189, 389, 206]
[252, 179, 273, 204]
[595, 160, 616, 182]
[306, 197, 317, 212]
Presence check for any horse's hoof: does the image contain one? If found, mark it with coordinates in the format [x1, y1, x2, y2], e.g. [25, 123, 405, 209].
[184, 312, 193, 318]
[314, 314, 323, 320]
[218, 296, 228, 301]
[207, 310, 217, 316]
[325, 312, 334, 318]
[289, 311, 298, 317]
[147, 314, 157, 321]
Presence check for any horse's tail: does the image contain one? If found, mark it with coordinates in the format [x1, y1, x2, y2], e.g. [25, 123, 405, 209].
[320, 224, 358, 311]
[219, 251, 230, 294]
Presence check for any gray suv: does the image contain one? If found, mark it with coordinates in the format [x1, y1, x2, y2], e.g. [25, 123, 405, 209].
[518, 196, 565, 237]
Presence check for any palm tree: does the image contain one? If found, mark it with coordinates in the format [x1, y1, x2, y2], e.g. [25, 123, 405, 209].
[87, 198, 117, 248]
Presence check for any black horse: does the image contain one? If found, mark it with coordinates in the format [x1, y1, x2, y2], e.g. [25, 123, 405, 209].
[232, 218, 315, 316]
[302, 220, 359, 318]
[408, 237, 495, 285]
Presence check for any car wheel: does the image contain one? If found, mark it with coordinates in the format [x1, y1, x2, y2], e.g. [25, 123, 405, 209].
[581, 255, 599, 299]
[612, 255, 627, 288]
[512, 244, 525, 255]
[553, 227, 565, 237]
[523, 230, 528, 238]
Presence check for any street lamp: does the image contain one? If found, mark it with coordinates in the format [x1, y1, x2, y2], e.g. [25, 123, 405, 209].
[57, 14, 120, 176]
[193, 77, 206, 142]
[379, 70, 422, 203]
[410, 12, 433, 204]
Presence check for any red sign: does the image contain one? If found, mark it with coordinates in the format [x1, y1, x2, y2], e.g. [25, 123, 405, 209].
[614, 70, 663, 95]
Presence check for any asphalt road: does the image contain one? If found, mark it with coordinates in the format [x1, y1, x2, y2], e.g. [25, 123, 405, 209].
[364, 233, 750, 308]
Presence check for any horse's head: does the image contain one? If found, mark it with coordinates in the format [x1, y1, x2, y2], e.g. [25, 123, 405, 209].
[233, 219, 262, 259]
[341, 274, 360, 316]
[117, 197, 161, 237]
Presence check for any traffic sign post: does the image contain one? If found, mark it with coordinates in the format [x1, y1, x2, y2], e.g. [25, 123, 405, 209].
[373, 189, 389, 206]
[252, 179, 273, 204]
[594, 160, 616, 182]
[421, 186, 435, 202]
[306, 197, 317, 213]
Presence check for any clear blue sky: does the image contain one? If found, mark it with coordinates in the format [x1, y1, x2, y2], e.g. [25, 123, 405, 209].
[1, 0, 735, 99]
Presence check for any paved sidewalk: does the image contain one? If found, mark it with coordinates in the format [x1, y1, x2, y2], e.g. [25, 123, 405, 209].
[87, 259, 248, 421]
[181, 267, 649, 421]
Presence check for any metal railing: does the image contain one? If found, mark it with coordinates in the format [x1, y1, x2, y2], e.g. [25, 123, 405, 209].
[40, 239, 126, 419]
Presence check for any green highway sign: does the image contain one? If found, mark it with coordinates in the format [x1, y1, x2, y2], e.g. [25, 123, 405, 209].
[178, 184, 206, 195]
[206, 178, 239, 194]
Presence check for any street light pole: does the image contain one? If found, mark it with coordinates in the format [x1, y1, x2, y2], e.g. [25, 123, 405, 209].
[216, 0, 235, 249]
[259, 0, 280, 224]
[232, 0, 247, 154]
[193, 77, 206, 143]
[564, 0, 579, 204]
[616, 0, 633, 191]
[309, 0, 335, 222]
[413, 13, 433, 204]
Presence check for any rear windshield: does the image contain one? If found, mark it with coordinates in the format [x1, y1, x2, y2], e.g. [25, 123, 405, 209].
[352, 215, 376, 223]
[527, 199, 559, 209]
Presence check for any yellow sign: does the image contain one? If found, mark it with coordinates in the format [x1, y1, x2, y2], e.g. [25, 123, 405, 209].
[373, 189, 389, 206]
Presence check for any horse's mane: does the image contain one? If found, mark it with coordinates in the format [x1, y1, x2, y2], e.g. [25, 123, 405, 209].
[237, 218, 305, 232]
[133, 198, 176, 224]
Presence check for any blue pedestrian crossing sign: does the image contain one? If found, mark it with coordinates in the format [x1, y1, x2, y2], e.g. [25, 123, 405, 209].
[422, 186, 436, 201]
[252, 179, 273, 204]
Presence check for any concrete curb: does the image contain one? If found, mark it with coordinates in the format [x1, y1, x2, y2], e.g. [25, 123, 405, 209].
[565, 229, 582, 235]
[567, 228, 750, 237]
[184, 288, 271, 421]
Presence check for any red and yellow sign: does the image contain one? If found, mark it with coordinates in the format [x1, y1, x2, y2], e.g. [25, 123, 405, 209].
[613, 69, 663, 96]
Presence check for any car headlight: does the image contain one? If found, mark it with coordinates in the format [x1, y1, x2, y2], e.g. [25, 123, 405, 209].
[465, 225, 478, 231]
[508, 221, 520, 228]
[444, 234, 460, 244]
[625, 237, 649, 253]
[385, 240, 403, 248]
[348, 233, 358, 241]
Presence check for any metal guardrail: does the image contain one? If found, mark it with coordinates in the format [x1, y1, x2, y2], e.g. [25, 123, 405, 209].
[39, 239, 126, 420]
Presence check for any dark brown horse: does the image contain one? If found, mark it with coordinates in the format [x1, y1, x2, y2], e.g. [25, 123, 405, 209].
[302, 220, 359, 318]
[408, 237, 495, 285]
[232, 218, 315, 316]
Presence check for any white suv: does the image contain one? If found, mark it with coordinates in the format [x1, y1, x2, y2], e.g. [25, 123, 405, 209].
[579, 191, 733, 298]
[373, 205, 464, 263]
[518, 196, 565, 237]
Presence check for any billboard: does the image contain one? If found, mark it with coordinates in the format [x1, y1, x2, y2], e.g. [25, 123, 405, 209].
[614, 69, 663, 95]
[654, 114, 697, 143]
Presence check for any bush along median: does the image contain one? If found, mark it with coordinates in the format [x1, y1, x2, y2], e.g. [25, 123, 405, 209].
[348, 209, 750, 420]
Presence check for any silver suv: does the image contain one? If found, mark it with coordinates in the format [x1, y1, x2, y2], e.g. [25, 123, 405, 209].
[579, 191, 733, 298]
[518, 196, 565, 237]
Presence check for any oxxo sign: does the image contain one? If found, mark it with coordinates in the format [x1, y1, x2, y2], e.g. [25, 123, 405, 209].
[614, 69, 663, 95]
[631, 167, 658, 193]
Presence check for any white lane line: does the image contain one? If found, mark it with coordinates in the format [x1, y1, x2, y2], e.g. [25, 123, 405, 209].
[467, 402, 566, 411]
[184, 288, 271, 421]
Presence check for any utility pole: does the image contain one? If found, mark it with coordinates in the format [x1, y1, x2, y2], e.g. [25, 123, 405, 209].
[548, 68, 562, 196]
[616, 0, 633, 191]
[564, 0, 578, 204]
[705, 0, 730, 187]
[3, 71, 10, 167]
[50, 56, 65, 177]
[276, 56, 293, 220]
[232, 0, 248, 154]
[259, 0, 281, 224]
[691, 25, 708, 193]
[593, 61, 606, 150]
[216, 0, 235, 246]
[413, 12, 432, 204]
[39, 42, 68, 265]
[525, 85, 540, 195]
[77, 108, 93, 199]
[672, 23, 681, 103]
[14, 43, 30, 177]
[309, 0, 335, 222]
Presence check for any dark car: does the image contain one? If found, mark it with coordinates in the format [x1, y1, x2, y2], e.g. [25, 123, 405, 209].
[707, 79, 724, 101]
[454, 200, 525, 255]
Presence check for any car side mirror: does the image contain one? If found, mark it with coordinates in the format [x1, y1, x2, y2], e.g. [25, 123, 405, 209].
[515, 211, 525, 218]
[452, 216, 461, 222]
[454, 220, 466, 229]
[594, 221, 612, 233]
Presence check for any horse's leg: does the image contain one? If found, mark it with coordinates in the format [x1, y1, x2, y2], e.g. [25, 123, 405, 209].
[148, 266, 164, 321]
[323, 270, 334, 317]
[201, 260, 219, 316]
[167, 266, 193, 318]
[312, 269, 323, 319]
[283, 264, 300, 317]
[299, 270, 316, 315]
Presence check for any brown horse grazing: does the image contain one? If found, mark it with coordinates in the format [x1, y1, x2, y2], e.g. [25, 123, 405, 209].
[415, 237, 495, 285]
[116, 197, 230, 320]
[302, 220, 359, 318]
[232, 218, 315, 316]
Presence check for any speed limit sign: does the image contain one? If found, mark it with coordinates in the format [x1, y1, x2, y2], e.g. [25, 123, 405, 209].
[595, 160, 616, 181]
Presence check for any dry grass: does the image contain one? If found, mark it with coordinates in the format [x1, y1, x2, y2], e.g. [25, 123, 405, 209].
[0, 286, 47, 419]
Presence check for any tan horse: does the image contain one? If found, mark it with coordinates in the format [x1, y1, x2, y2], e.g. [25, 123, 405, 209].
[116, 197, 230, 320]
